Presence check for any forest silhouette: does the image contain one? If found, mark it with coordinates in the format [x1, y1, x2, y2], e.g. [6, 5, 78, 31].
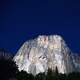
[0, 58, 80, 80]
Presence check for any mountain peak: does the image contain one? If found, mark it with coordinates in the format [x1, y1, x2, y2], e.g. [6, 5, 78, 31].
[37, 35, 63, 41]
[13, 35, 80, 75]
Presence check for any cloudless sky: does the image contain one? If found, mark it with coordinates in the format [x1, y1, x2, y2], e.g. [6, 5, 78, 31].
[0, 0, 80, 54]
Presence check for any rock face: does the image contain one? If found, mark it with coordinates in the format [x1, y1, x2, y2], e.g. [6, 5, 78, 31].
[0, 49, 13, 60]
[13, 35, 80, 75]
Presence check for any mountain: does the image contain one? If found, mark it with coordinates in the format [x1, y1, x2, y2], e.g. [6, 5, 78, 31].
[13, 35, 80, 75]
[71, 53, 80, 72]
[0, 48, 13, 60]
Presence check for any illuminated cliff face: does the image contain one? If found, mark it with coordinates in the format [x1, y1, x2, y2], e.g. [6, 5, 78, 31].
[13, 35, 75, 75]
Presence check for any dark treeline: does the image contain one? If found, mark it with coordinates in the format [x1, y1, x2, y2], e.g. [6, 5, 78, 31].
[0, 58, 80, 80]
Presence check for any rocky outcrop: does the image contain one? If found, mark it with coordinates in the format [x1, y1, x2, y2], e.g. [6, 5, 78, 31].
[13, 35, 80, 75]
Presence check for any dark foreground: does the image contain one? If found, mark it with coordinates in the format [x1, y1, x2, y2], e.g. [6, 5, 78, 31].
[0, 58, 80, 80]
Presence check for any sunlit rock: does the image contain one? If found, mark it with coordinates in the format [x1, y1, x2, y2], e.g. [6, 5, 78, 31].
[13, 35, 80, 75]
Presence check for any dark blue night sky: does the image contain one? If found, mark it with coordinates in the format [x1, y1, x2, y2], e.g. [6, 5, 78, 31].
[0, 0, 80, 54]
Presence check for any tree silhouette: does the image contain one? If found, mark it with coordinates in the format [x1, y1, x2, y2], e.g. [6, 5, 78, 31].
[55, 66, 58, 75]
[0, 57, 80, 80]
[35, 72, 46, 80]
[0, 58, 18, 80]
[16, 70, 34, 80]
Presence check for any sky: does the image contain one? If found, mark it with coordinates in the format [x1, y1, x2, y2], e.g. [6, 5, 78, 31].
[0, 0, 80, 54]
